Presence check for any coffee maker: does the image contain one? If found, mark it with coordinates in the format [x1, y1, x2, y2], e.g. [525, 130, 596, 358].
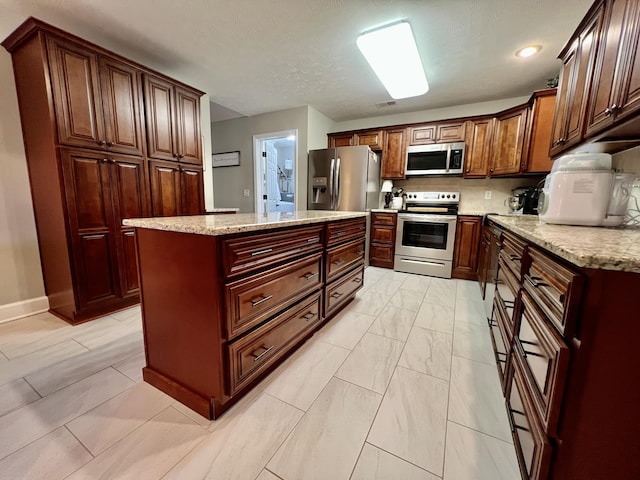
[512, 186, 540, 215]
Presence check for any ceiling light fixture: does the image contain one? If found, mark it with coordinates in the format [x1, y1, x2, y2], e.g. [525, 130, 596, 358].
[515, 45, 542, 58]
[357, 21, 428, 100]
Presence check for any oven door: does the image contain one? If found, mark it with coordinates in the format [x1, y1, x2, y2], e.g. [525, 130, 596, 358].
[395, 214, 457, 261]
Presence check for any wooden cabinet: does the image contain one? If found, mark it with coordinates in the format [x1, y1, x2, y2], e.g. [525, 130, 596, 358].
[409, 124, 436, 144]
[328, 132, 355, 148]
[490, 105, 529, 176]
[408, 121, 465, 145]
[522, 89, 557, 174]
[369, 212, 397, 269]
[380, 128, 407, 179]
[452, 216, 482, 280]
[355, 129, 384, 150]
[144, 75, 202, 164]
[464, 117, 494, 178]
[2, 18, 204, 323]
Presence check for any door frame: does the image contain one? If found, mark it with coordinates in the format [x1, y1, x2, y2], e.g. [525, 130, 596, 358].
[253, 129, 298, 214]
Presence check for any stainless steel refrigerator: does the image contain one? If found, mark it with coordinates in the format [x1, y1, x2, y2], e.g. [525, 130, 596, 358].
[307, 146, 380, 212]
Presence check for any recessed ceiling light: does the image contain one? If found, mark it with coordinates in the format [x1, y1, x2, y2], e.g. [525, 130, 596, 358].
[515, 45, 542, 58]
[357, 21, 429, 100]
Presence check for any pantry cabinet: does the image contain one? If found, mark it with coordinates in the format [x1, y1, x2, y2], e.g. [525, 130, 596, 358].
[2, 18, 204, 323]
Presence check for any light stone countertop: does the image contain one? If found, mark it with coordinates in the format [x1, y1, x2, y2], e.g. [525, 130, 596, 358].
[488, 215, 640, 273]
[123, 210, 368, 236]
[371, 208, 400, 213]
[205, 208, 240, 213]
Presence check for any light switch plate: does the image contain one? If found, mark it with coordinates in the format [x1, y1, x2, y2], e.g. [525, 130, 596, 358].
[243, 189, 250, 197]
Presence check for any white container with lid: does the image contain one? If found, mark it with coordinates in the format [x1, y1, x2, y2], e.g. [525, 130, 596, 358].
[550, 152, 612, 172]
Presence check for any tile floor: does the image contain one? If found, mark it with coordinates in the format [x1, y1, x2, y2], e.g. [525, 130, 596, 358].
[0, 267, 520, 480]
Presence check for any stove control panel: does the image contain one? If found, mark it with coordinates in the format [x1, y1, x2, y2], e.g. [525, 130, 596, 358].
[404, 191, 460, 204]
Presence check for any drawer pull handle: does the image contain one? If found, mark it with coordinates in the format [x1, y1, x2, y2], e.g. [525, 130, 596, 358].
[507, 408, 516, 432]
[508, 254, 520, 261]
[307, 237, 319, 243]
[251, 295, 273, 307]
[330, 291, 344, 299]
[251, 248, 273, 256]
[252, 345, 274, 362]
[332, 259, 345, 266]
[352, 277, 362, 283]
[529, 276, 547, 288]
[334, 232, 346, 237]
[503, 300, 515, 307]
[302, 272, 319, 280]
[302, 311, 318, 321]
[357, 250, 365, 255]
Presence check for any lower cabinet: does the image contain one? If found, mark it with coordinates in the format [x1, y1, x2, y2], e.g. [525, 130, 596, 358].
[369, 212, 397, 268]
[137, 217, 366, 420]
[452, 215, 482, 280]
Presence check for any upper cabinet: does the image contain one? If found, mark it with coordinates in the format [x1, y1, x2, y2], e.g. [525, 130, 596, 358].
[490, 105, 529, 176]
[144, 75, 202, 164]
[464, 117, 494, 178]
[408, 121, 465, 145]
[355, 129, 384, 150]
[380, 128, 408, 179]
[523, 89, 557, 174]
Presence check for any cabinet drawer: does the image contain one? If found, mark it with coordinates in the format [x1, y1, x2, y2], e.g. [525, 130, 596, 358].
[371, 212, 397, 226]
[370, 243, 394, 265]
[326, 218, 366, 247]
[225, 254, 322, 339]
[325, 264, 364, 317]
[501, 232, 526, 279]
[509, 352, 553, 480]
[524, 247, 583, 336]
[516, 291, 570, 436]
[326, 238, 365, 282]
[496, 257, 520, 335]
[222, 225, 323, 278]
[489, 295, 511, 392]
[371, 225, 395, 244]
[227, 292, 322, 395]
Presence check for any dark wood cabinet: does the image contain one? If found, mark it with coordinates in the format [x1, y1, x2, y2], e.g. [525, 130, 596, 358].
[328, 132, 355, 147]
[380, 128, 407, 179]
[464, 117, 494, 178]
[409, 124, 436, 144]
[490, 105, 529, 176]
[369, 212, 397, 269]
[409, 121, 465, 145]
[522, 89, 557, 174]
[452, 216, 482, 280]
[436, 121, 466, 142]
[355, 129, 384, 150]
[2, 18, 204, 323]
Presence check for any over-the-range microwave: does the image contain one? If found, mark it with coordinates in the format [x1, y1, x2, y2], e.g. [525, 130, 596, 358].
[405, 142, 465, 176]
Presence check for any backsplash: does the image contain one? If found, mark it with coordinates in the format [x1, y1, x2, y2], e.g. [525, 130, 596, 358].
[393, 176, 542, 215]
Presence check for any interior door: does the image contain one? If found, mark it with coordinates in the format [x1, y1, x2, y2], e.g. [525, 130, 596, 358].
[265, 142, 279, 212]
[334, 146, 369, 211]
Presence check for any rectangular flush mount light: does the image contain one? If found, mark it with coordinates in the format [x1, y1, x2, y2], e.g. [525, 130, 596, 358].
[357, 21, 429, 100]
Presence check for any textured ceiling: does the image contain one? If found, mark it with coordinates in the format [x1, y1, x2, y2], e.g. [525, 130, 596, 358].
[0, 0, 593, 122]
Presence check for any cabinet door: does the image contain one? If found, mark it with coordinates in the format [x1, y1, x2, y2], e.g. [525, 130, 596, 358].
[99, 56, 145, 156]
[436, 122, 466, 142]
[180, 164, 205, 215]
[109, 155, 148, 296]
[61, 150, 119, 308]
[490, 106, 528, 176]
[47, 36, 105, 150]
[550, 43, 577, 156]
[328, 133, 355, 147]
[144, 75, 177, 161]
[452, 216, 482, 280]
[409, 124, 436, 144]
[355, 130, 384, 150]
[149, 160, 181, 216]
[523, 89, 556, 174]
[464, 118, 493, 178]
[612, 0, 640, 122]
[175, 87, 202, 164]
[381, 128, 407, 179]
[585, 0, 629, 137]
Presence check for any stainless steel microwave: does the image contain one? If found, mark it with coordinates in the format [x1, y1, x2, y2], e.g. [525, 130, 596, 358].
[405, 142, 465, 176]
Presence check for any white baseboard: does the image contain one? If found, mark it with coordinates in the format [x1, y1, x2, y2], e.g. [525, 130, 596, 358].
[0, 296, 49, 324]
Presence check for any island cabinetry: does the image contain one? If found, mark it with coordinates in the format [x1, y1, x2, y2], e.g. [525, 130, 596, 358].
[369, 212, 397, 269]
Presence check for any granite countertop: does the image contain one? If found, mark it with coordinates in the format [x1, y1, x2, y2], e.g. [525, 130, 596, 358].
[488, 215, 640, 273]
[123, 210, 368, 236]
[371, 208, 400, 213]
[205, 208, 240, 213]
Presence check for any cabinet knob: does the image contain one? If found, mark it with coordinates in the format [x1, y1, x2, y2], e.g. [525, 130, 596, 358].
[611, 104, 619, 112]
[102, 158, 108, 163]
[604, 108, 612, 116]
[99, 140, 107, 146]
[106, 141, 113, 147]
[173, 153, 179, 158]
[110, 159, 116, 164]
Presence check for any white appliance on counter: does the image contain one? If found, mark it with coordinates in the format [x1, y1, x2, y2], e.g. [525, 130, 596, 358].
[394, 191, 459, 278]
[538, 153, 635, 227]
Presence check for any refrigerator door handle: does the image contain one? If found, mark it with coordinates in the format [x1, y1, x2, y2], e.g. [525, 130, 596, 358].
[329, 157, 336, 210]
[335, 157, 341, 210]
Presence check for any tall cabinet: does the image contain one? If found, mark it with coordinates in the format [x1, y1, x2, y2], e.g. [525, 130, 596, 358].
[2, 18, 205, 324]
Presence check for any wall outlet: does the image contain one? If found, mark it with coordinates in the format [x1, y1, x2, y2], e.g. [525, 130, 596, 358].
[484, 190, 492, 200]
[243, 189, 250, 197]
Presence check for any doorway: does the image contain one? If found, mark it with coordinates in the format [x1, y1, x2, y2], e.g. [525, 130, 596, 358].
[254, 130, 297, 214]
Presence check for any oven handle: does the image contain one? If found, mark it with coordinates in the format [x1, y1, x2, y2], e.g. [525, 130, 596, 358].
[398, 214, 457, 222]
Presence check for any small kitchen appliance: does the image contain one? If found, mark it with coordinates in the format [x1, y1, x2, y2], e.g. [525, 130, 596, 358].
[512, 186, 540, 215]
[538, 153, 634, 226]
[405, 142, 465, 176]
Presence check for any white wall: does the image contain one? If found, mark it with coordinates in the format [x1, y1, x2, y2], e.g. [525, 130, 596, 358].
[200, 94, 214, 211]
[307, 106, 336, 150]
[211, 106, 308, 213]
[0, 49, 46, 312]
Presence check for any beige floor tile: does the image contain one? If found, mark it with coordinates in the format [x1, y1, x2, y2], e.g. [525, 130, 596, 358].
[369, 274, 406, 296]
[256, 470, 280, 480]
[388, 288, 426, 312]
[448, 356, 512, 442]
[316, 305, 376, 350]
[335, 333, 404, 394]
[456, 279, 483, 300]
[268, 378, 381, 480]
[164, 393, 302, 480]
[25, 331, 143, 396]
[400, 274, 433, 292]
[0, 378, 40, 417]
[72, 318, 141, 350]
[113, 350, 146, 382]
[350, 290, 392, 317]
[363, 266, 387, 284]
[172, 400, 215, 429]
[0, 368, 133, 460]
[424, 284, 456, 308]
[66, 382, 174, 455]
[0, 313, 68, 355]
[107, 305, 142, 322]
[262, 339, 350, 410]
[67, 406, 207, 480]
[368, 367, 448, 477]
[398, 327, 452, 380]
[368, 306, 416, 341]
[0, 340, 88, 386]
[0, 427, 92, 480]
[454, 294, 487, 326]
[351, 443, 439, 480]
[452, 321, 495, 365]
[414, 302, 455, 335]
[444, 422, 519, 480]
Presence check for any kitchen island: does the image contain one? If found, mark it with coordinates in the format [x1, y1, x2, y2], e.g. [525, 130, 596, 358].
[480, 215, 640, 479]
[123, 211, 368, 419]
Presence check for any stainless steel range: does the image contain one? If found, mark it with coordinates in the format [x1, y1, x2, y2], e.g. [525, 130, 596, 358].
[394, 191, 459, 278]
